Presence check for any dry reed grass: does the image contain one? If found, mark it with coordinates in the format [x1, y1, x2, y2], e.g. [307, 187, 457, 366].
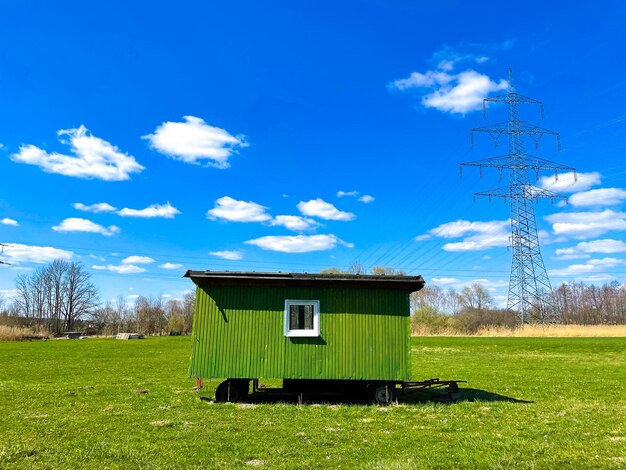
[412, 324, 626, 337]
[0, 325, 50, 341]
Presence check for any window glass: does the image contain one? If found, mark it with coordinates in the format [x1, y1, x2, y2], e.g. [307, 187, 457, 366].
[289, 304, 314, 330]
[284, 300, 319, 337]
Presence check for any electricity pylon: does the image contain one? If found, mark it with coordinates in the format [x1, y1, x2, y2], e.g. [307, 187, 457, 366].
[461, 70, 575, 323]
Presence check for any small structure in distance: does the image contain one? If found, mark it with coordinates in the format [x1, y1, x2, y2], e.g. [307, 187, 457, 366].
[116, 333, 144, 340]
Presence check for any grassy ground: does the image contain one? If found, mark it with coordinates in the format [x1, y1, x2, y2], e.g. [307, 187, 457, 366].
[0, 336, 624, 469]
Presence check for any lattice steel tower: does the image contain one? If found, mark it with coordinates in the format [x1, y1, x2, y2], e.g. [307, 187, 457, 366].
[461, 70, 575, 323]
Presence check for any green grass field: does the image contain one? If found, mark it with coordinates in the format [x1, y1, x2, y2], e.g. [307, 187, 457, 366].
[1, 336, 625, 469]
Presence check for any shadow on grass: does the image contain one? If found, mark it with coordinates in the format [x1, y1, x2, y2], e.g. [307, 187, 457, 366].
[401, 388, 533, 404]
[199, 387, 533, 405]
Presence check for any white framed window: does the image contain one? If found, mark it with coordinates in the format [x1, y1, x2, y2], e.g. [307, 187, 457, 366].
[284, 299, 320, 337]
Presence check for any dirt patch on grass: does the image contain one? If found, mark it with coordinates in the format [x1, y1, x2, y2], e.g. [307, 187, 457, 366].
[245, 459, 266, 466]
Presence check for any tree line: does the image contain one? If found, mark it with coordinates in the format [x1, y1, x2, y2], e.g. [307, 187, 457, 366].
[323, 263, 626, 330]
[1, 260, 194, 336]
[1, 259, 625, 336]
[411, 281, 626, 334]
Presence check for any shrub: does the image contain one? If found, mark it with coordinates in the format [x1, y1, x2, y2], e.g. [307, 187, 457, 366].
[0, 325, 50, 341]
[411, 307, 459, 335]
[455, 308, 519, 334]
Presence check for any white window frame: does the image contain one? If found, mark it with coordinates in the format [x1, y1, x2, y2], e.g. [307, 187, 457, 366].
[284, 299, 320, 337]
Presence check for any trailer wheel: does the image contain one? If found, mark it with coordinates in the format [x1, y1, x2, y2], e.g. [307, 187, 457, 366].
[215, 379, 248, 402]
[371, 384, 395, 405]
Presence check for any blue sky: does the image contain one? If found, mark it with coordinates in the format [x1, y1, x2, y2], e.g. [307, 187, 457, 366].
[2, 0, 626, 305]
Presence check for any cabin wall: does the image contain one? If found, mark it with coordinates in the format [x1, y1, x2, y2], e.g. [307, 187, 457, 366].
[189, 285, 411, 381]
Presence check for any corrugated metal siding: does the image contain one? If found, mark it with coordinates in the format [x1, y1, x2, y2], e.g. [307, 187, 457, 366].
[189, 285, 410, 381]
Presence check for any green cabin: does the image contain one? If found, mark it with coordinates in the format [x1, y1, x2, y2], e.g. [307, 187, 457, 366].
[186, 271, 425, 385]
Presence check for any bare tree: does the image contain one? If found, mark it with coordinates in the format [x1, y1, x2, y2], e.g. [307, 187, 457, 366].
[458, 283, 493, 311]
[62, 262, 99, 331]
[410, 285, 449, 313]
[370, 266, 406, 275]
[12, 260, 98, 334]
[183, 291, 194, 332]
[135, 296, 166, 335]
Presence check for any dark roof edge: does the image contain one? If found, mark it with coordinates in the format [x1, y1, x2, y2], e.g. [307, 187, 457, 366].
[184, 270, 425, 291]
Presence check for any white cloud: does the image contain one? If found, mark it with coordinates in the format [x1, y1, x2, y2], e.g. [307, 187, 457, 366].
[471, 278, 510, 288]
[539, 171, 601, 193]
[121, 256, 155, 265]
[550, 258, 625, 277]
[545, 209, 626, 239]
[431, 277, 460, 285]
[337, 190, 359, 198]
[1, 243, 73, 264]
[414, 234, 433, 241]
[92, 264, 146, 274]
[1, 218, 18, 226]
[207, 196, 271, 222]
[391, 70, 454, 89]
[431, 47, 493, 71]
[429, 276, 509, 292]
[118, 202, 180, 218]
[10, 125, 144, 181]
[74, 201, 180, 218]
[144, 116, 247, 168]
[73, 202, 117, 213]
[52, 218, 120, 236]
[579, 274, 617, 283]
[429, 220, 507, 238]
[336, 191, 374, 203]
[245, 234, 353, 253]
[390, 69, 508, 114]
[426, 219, 510, 251]
[297, 199, 355, 221]
[555, 239, 626, 260]
[567, 188, 626, 207]
[209, 250, 244, 260]
[159, 262, 184, 270]
[0, 288, 17, 299]
[270, 215, 320, 231]
[442, 232, 509, 252]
